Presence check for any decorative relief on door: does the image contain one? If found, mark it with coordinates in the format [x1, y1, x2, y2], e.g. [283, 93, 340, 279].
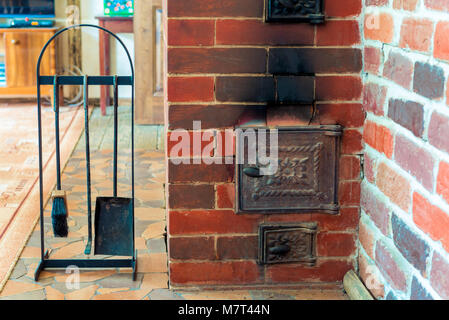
[259, 223, 317, 265]
[236, 126, 342, 214]
[265, 0, 325, 23]
[252, 143, 323, 200]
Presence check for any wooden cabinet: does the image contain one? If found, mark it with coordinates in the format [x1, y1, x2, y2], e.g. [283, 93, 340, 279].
[0, 28, 57, 97]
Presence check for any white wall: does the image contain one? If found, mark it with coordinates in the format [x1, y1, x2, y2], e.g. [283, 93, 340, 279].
[56, 0, 135, 98]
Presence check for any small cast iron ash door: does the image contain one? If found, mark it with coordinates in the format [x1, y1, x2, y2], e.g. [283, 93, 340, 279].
[236, 126, 342, 214]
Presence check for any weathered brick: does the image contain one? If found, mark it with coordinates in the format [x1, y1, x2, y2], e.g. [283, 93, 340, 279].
[391, 213, 430, 273]
[394, 134, 435, 192]
[168, 105, 267, 130]
[364, 46, 382, 75]
[410, 276, 434, 300]
[267, 259, 353, 283]
[325, 0, 362, 17]
[367, 0, 389, 6]
[268, 48, 362, 74]
[340, 155, 361, 180]
[375, 241, 410, 292]
[388, 99, 424, 137]
[363, 120, 394, 158]
[434, 21, 449, 61]
[168, 162, 234, 183]
[316, 20, 361, 46]
[216, 77, 275, 103]
[169, 210, 262, 235]
[358, 252, 385, 299]
[399, 18, 433, 52]
[413, 192, 449, 253]
[168, 184, 215, 209]
[266, 105, 313, 127]
[215, 130, 236, 157]
[216, 236, 258, 260]
[425, 0, 449, 13]
[316, 76, 362, 101]
[383, 51, 413, 89]
[216, 19, 314, 45]
[170, 261, 263, 285]
[167, 131, 214, 158]
[266, 207, 359, 232]
[428, 111, 449, 154]
[376, 162, 411, 212]
[359, 218, 376, 259]
[311, 207, 359, 231]
[167, 77, 214, 102]
[276, 76, 315, 103]
[364, 82, 387, 116]
[437, 161, 449, 205]
[216, 183, 235, 209]
[169, 237, 215, 260]
[364, 152, 376, 184]
[168, 0, 263, 17]
[317, 103, 365, 128]
[317, 232, 356, 257]
[413, 62, 445, 100]
[168, 48, 267, 74]
[364, 12, 394, 43]
[341, 129, 363, 154]
[339, 181, 361, 206]
[430, 251, 449, 299]
[361, 183, 391, 235]
[394, 0, 419, 10]
[167, 20, 214, 46]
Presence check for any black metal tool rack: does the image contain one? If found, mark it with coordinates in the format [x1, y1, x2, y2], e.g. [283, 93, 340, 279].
[34, 24, 137, 281]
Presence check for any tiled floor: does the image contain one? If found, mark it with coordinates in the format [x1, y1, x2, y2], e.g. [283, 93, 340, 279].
[0, 106, 348, 300]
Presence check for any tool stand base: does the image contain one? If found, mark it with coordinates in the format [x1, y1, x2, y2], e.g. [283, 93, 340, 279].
[34, 251, 138, 281]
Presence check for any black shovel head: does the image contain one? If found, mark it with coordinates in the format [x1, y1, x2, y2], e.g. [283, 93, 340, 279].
[94, 197, 133, 256]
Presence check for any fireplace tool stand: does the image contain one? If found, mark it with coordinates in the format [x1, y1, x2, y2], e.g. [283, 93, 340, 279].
[34, 24, 137, 281]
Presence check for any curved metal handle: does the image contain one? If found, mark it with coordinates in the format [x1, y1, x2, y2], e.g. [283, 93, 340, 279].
[243, 167, 263, 178]
[11, 39, 19, 45]
[36, 24, 134, 78]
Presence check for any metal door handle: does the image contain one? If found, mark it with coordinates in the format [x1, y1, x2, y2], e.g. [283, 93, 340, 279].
[243, 167, 263, 178]
[269, 244, 291, 255]
[11, 39, 19, 45]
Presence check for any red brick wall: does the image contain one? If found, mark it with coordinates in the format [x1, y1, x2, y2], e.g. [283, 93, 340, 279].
[165, 0, 363, 288]
[361, 0, 449, 299]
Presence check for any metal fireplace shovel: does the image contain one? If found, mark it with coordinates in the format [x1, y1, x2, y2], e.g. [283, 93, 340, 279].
[92, 75, 133, 257]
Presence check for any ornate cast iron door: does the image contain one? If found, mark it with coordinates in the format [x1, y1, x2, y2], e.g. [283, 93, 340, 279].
[265, 0, 325, 23]
[236, 126, 342, 214]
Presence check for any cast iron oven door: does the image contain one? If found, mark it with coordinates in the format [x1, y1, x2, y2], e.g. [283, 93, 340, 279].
[236, 125, 342, 214]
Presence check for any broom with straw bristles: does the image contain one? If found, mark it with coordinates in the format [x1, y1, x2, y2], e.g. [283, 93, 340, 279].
[51, 76, 68, 237]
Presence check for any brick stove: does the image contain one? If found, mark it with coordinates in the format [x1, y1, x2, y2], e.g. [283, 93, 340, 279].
[165, 0, 363, 288]
[162, 0, 449, 300]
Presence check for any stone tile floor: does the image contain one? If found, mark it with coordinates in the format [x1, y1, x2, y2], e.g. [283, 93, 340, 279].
[0, 106, 348, 300]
